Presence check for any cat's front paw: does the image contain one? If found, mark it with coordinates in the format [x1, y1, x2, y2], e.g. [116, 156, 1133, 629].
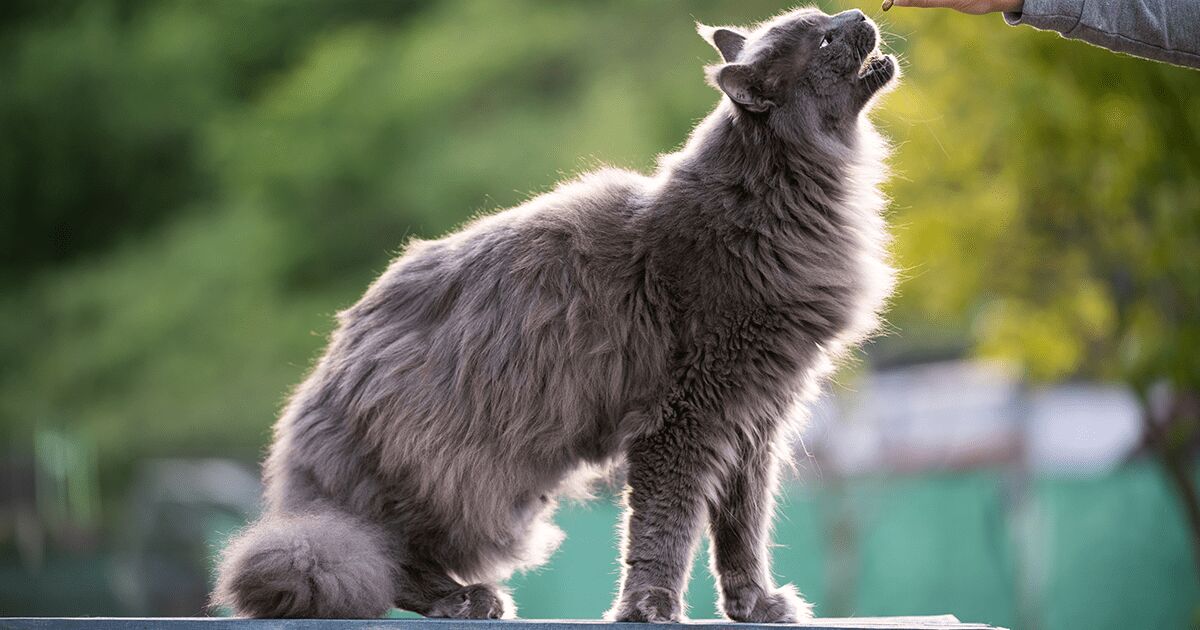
[608, 586, 683, 623]
[721, 583, 813, 623]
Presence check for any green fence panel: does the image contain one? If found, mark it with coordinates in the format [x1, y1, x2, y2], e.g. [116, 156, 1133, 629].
[841, 472, 1018, 628]
[1036, 464, 1200, 630]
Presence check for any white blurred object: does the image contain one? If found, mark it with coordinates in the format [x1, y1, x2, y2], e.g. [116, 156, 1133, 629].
[1024, 385, 1142, 475]
[803, 360, 1141, 477]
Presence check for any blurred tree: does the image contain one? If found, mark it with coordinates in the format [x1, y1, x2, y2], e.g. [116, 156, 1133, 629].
[879, 9, 1200, 573]
[0, 1, 225, 275]
[0, 0, 428, 279]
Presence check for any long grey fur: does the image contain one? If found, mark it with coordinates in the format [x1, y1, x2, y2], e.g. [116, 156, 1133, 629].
[214, 6, 899, 623]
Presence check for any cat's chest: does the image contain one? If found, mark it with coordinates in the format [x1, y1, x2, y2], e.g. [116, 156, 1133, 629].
[699, 222, 885, 346]
[731, 220, 864, 294]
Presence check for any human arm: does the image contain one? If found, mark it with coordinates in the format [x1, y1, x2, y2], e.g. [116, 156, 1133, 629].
[888, 0, 1200, 70]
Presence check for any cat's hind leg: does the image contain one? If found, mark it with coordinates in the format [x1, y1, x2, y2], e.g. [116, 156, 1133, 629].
[426, 583, 514, 619]
[394, 562, 514, 619]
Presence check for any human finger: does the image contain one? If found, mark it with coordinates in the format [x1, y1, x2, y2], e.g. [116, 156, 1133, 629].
[888, 0, 961, 8]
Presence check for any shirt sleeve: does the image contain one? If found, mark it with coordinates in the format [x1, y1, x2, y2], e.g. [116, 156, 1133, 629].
[1002, 0, 1200, 70]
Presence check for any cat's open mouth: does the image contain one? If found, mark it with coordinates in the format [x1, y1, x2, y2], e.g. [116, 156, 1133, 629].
[858, 54, 892, 79]
[856, 51, 896, 90]
[850, 21, 896, 90]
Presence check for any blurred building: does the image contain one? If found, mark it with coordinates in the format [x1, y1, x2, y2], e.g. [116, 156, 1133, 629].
[804, 360, 1143, 477]
[111, 459, 260, 615]
[0, 456, 259, 616]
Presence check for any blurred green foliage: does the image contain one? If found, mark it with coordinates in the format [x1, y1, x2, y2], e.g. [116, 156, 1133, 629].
[877, 8, 1200, 400]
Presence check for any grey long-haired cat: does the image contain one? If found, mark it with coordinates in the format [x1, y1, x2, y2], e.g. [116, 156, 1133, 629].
[215, 6, 897, 622]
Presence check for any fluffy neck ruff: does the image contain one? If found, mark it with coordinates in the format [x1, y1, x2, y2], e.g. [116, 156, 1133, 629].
[649, 99, 896, 350]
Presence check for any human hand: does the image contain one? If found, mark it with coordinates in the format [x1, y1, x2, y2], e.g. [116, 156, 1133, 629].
[884, 0, 1024, 14]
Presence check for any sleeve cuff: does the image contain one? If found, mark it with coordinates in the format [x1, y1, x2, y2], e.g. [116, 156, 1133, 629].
[1001, 0, 1086, 33]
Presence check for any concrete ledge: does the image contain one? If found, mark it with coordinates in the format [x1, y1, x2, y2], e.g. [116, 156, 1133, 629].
[0, 617, 1005, 630]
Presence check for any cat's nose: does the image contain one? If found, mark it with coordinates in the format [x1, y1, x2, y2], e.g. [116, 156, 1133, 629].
[837, 9, 868, 24]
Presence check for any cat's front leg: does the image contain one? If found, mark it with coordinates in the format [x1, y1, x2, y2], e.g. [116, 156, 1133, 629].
[607, 415, 712, 623]
[708, 445, 813, 623]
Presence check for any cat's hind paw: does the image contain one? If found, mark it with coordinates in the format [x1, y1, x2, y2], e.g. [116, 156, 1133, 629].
[426, 584, 512, 620]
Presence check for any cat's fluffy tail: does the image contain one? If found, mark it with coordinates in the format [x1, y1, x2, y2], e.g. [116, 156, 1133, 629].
[213, 510, 395, 618]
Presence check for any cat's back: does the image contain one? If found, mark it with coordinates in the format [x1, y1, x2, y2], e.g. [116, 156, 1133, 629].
[347, 166, 651, 325]
[322, 166, 665, 466]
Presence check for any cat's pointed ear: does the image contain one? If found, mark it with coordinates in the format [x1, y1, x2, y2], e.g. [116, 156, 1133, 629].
[709, 64, 774, 113]
[697, 23, 747, 62]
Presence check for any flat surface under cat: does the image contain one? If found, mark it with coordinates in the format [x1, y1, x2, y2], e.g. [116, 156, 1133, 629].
[215, 6, 900, 623]
[1, 616, 1008, 629]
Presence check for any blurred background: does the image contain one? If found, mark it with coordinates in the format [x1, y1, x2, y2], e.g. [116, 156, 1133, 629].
[1, 0, 1198, 627]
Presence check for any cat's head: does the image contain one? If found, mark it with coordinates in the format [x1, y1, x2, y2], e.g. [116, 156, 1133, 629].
[699, 7, 897, 132]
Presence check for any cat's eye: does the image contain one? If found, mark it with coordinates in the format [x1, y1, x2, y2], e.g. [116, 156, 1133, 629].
[820, 34, 832, 48]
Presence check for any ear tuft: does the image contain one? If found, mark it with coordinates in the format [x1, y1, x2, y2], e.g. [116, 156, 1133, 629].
[697, 23, 747, 62]
[710, 64, 773, 113]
